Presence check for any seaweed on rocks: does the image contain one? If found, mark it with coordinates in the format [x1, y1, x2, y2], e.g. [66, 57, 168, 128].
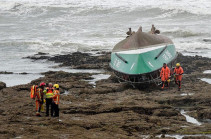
[0, 52, 211, 138]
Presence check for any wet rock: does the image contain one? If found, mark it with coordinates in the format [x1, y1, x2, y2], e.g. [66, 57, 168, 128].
[0, 82, 6, 90]
[13, 84, 31, 91]
[36, 52, 49, 55]
[153, 109, 179, 117]
[26, 51, 111, 70]
[0, 71, 13, 74]
[203, 38, 211, 42]
[24, 54, 50, 60]
[25, 52, 50, 61]
[196, 109, 211, 119]
[182, 136, 210, 139]
[19, 72, 28, 75]
[176, 53, 211, 74]
[0, 52, 211, 138]
[161, 134, 165, 138]
[41, 70, 57, 75]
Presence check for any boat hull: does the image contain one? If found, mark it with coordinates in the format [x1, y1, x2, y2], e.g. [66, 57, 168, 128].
[110, 44, 177, 83]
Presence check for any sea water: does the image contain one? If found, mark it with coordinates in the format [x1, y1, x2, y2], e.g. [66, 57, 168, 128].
[0, 0, 211, 86]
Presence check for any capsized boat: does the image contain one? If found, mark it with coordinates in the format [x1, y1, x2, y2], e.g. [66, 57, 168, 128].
[110, 27, 177, 84]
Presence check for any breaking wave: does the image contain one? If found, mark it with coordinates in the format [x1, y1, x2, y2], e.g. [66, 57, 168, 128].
[162, 28, 206, 38]
[0, 2, 47, 17]
[0, 40, 113, 55]
[176, 41, 211, 52]
[0, 0, 211, 58]
[0, 0, 211, 16]
[175, 41, 211, 58]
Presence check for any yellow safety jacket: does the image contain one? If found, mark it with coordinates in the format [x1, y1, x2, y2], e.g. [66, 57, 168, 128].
[45, 87, 54, 99]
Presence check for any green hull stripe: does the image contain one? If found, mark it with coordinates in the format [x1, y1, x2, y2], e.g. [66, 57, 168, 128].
[110, 44, 176, 75]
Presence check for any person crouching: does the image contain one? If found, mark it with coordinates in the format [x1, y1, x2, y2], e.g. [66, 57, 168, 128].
[52, 84, 60, 117]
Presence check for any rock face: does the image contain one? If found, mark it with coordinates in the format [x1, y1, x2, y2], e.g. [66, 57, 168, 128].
[0, 81, 6, 90]
[26, 51, 111, 70]
[0, 52, 210, 138]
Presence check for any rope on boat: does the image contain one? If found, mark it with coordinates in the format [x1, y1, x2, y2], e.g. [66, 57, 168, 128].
[115, 53, 128, 63]
[155, 45, 168, 60]
[114, 72, 162, 85]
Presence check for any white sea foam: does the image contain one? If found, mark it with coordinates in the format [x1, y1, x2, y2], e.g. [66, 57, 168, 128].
[87, 74, 111, 87]
[157, 134, 211, 139]
[162, 28, 206, 38]
[0, 0, 211, 86]
[201, 78, 211, 84]
[175, 41, 211, 58]
[0, 0, 211, 15]
[176, 42, 211, 51]
[203, 70, 211, 74]
[180, 110, 202, 126]
[180, 93, 194, 96]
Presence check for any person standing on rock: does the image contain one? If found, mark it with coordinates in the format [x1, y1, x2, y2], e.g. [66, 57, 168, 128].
[174, 63, 184, 91]
[126, 28, 132, 38]
[34, 82, 46, 116]
[33, 85, 41, 116]
[160, 63, 170, 89]
[151, 24, 156, 34]
[44, 83, 54, 117]
[38, 82, 46, 113]
[51, 84, 60, 117]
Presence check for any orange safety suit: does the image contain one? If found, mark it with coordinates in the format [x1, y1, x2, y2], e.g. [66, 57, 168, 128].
[160, 67, 170, 81]
[35, 87, 42, 116]
[174, 66, 184, 89]
[174, 66, 184, 81]
[160, 66, 170, 89]
[52, 90, 60, 117]
[52, 90, 60, 104]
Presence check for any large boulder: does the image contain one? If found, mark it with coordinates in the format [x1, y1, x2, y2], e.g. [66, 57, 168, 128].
[0, 81, 6, 90]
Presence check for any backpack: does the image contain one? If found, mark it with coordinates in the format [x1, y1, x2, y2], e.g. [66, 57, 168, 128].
[30, 85, 37, 99]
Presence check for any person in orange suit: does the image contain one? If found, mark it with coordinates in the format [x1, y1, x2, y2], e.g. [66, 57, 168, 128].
[34, 85, 41, 116]
[160, 63, 170, 89]
[174, 63, 184, 91]
[52, 84, 60, 117]
[38, 82, 46, 112]
[35, 82, 46, 116]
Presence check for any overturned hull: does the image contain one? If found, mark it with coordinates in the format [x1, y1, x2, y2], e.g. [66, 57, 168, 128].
[110, 29, 177, 84]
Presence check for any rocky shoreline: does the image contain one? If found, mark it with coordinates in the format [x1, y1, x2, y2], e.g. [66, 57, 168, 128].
[0, 51, 211, 139]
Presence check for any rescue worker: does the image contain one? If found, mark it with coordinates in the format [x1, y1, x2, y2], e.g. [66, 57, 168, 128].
[160, 63, 170, 89]
[138, 26, 142, 32]
[174, 63, 184, 91]
[151, 24, 156, 34]
[44, 83, 54, 117]
[51, 84, 60, 117]
[126, 28, 132, 37]
[34, 85, 41, 116]
[39, 82, 46, 112]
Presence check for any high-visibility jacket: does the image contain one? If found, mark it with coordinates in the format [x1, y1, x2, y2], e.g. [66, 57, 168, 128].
[174, 66, 184, 81]
[45, 87, 54, 99]
[52, 90, 60, 105]
[35, 88, 42, 101]
[160, 67, 170, 81]
[37, 87, 44, 99]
